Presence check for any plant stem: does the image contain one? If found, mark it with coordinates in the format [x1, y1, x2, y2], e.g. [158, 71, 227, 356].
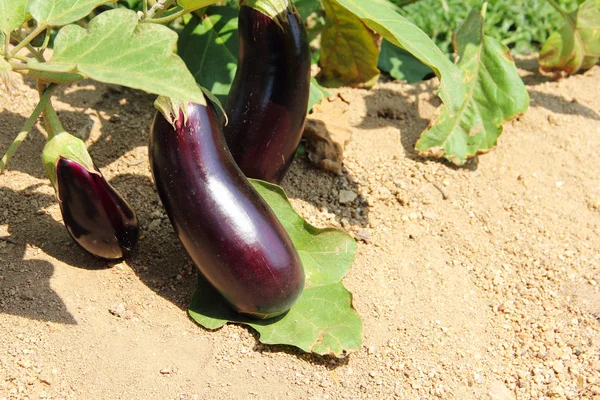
[43, 100, 66, 140]
[546, 0, 570, 20]
[0, 83, 56, 173]
[143, 0, 148, 15]
[8, 24, 48, 59]
[146, 7, 189, 24]
[154, 0, 175, 18]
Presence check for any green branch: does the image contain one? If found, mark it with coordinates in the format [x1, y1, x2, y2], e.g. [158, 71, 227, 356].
[146, 7, 189, 24]
[8, 24, 48, 59]
[0, 84, 57, 173]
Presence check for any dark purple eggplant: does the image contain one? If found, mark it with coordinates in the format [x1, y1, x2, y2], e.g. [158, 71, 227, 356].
[42, 132, 139, 260]
[149, 97, 305, 319]
[223, 1, 311, 184]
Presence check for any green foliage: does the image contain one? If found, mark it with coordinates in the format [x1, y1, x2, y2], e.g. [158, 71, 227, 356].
[26, 9, 205, 103]
[0, 0, 27, 38]
[378, 39, 433, 82]
[308, 77, 331, 111]
[30, 0, 114, 27]
[394, 0, 581, 55]
[415, 4, 530, 165]
[178, 6, 239, 104]
[188, 179, 361, 356]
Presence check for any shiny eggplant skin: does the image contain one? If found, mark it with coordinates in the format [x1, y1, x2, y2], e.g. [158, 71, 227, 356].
[223, 4, 311, 184]
[56, 158, 139, 260]
[149, 101, 305, 319]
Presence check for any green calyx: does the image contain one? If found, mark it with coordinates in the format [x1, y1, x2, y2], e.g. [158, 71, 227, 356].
[154, 96, 192, 130]
[42, 132, 95, 192]
[241, 0, 290, 20]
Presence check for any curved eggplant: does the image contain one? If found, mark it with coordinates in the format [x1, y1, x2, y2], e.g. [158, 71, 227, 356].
[42, 132, 139, 260]
[149, 98, 305, 319]
[56, 158, 139, 260]
[223, 1, 311, 184]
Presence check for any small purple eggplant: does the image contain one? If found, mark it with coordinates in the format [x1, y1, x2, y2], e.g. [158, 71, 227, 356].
[223, 0, 311, 184]
[149, 97, 305, 319]
[42, 132, 138, 260]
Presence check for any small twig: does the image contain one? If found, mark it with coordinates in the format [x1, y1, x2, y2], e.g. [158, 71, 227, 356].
[0, 84, 57, 173]
[146, 7, 188, 24]
[433, 182, 449, 200]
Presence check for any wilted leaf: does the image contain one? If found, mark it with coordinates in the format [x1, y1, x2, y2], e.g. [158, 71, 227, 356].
[415, 4, 529, 165]
[179, 7, 238, 104]
[318, 0, 381, 88]
[539, 0, 600, 78]
[188, 179, 361, 356]
[332, 0, 463, 116]
[0, 0, 27, 38]
[378, 39, 433, 83]
[26, 9, 205, 104]
[29, 0, 114, 26]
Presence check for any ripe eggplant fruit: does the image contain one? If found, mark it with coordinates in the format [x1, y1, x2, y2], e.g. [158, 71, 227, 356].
[223, 0, 311, 184]
[42, 132, 139, 260]
[149, 97, 305, 319]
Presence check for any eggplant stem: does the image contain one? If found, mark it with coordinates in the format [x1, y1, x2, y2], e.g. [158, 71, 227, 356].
[0, 83, 56, 173]
[43, 100, 66, 140]
[146, 6, 188, 24]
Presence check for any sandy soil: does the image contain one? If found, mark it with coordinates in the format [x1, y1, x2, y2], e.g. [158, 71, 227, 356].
[1, 63, 599, 400]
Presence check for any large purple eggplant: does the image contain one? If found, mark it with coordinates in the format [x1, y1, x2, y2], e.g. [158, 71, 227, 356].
[223, 0, 311, 184]
[149, 97, 305, 319]
[42, 132, 139, 260]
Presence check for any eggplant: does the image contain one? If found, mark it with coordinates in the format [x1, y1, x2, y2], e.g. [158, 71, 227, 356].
[42, 132, 139, 260]
[149, 97, 305, 319]
[223, 0, 311, 184]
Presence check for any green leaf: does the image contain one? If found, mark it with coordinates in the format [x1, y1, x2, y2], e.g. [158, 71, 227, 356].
[188, 179, 361, 356]
[26, 9, 205, 104]
[178, 7, 239, 104]
[0, 0, 27, 37]
[308, 77, 331, 112]
[317, 0, 381, 88]
[293, 0, 321, 20]
[29, 0, 114, 26]
[539, 0, 600, 78]
[176, 0, 222, 11]
[415, 4, 529, 165]
[332, 0, 463, 115]
[378, 39, 433, 83]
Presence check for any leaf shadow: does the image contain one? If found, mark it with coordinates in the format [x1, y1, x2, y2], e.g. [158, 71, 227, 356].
[529, 90, 600, 120]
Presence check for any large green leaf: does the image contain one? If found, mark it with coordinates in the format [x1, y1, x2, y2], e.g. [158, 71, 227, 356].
[415, 4, 529, 165]
[26, 9, 205, 104]
[0, 0, 27, 39]
[188, 179, 361, 356]
[378, 39, 433, 83]
[29, 0, 114, 26]
[539, 0, 600, 78]
[178, 7, 238, 104]
[332, 0, 463, 114]
[318, 0, 381, 88]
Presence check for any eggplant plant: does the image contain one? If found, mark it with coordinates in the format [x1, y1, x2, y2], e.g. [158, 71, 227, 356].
[0, 0, 555, 353]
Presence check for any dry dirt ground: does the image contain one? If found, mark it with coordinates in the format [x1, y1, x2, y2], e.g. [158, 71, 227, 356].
[1, 63, 599, 400]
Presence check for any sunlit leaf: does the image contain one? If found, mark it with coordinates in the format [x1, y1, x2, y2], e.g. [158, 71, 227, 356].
[539, 0, 600, 78]
[177, 0, 228, 10]
[188, 179, 361, 356]
[332, 0, 463, 115]
[308, 77, 331, 112]
[318, 0, 380, 88]
[29, 0, 114, 26]
[0, 0, 27, 37]
[415, 4, 529, 165]
[26, 9, 205, 104]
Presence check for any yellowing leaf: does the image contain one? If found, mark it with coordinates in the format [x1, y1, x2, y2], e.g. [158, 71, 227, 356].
[27, 9, 205, 104]
[415, 4, 529, 165]
[318, 0, 381, 88]
[539, 0, 600, 78]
